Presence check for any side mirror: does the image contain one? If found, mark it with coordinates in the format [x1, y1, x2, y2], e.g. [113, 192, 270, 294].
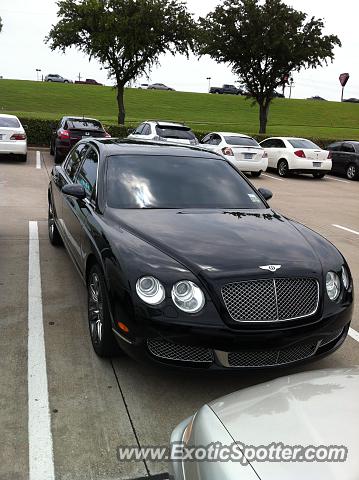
[258, 187, 273, 201]
[62, 184, 86, 200]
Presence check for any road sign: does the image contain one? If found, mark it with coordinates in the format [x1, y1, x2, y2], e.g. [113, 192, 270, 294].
[339, 73, 350, 87]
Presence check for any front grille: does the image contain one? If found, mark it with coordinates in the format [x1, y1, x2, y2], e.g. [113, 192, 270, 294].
[147, 338, 213, 363]
[222, 278, 319, 322]
[227, 342, 318, 367]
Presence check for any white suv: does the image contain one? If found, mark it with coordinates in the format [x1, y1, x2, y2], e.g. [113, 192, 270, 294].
[45, 74, 72, 83]
[128, 121, 199, 146]
[0, 114, 27, 162]
[260, 137, 332, 178]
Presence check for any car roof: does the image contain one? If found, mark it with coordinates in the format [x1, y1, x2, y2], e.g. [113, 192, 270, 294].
[263, 136, 311, 141]
[85, 138, 223, 159]
[146, 120, 187, 128]
[215, 132, 252, 138]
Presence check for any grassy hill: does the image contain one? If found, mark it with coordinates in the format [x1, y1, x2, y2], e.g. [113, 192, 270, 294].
[1, 79, 359, 140]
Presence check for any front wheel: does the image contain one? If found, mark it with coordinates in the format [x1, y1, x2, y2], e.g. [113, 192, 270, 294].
[251, 171, 262, 178]
[346, 164, 358, 180]
[277, 159, 289, 177]
[312, 172, 325, 179]
[87, 265, 121, 357]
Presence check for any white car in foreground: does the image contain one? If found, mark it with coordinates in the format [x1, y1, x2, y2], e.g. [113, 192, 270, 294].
[201, 132, 268, 177]
[259, 137, 332, 178]
[0, 114, 27, 162]
[170, 367, 359, 480]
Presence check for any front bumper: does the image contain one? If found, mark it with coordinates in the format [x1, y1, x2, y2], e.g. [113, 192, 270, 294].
[0, 140, 27, 155]
[113, 306, 352, 371]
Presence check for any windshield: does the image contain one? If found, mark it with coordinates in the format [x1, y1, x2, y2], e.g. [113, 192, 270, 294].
[0, 117, 20, 128]
[67, 119, 103, 130]
[288, 139, 320, 149]
[106, 155, 265, 209]
[155, 126, 196, 140]
[224, 136, 260, 147]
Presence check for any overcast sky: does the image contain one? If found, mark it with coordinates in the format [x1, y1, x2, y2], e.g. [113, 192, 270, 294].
[1, 0, 358, 100]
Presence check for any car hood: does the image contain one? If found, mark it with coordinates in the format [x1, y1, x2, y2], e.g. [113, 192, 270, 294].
[107, 208, 322, 277]
[209, 367, 359, 479]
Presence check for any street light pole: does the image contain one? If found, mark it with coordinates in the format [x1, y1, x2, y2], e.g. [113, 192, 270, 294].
[206, 77, 211, 92]
[36, 69, 41, 81]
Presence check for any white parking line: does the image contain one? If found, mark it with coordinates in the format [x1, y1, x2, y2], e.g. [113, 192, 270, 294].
[262, 173, 285, 182]
[349, 328, 359, 343]
[326, 176, 350, 184]
[28, 221, 55, 480]
[332, 224, 359, 236]
[36, 151, 41, 169]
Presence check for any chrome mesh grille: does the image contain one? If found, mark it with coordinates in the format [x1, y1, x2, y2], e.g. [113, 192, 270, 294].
[147, 338, 213, 363]
[222, 278, 319, 322]
[228, 342, 318, 367]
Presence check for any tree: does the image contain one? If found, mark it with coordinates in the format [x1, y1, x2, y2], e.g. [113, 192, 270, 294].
[198, 0, 341, 133]
[46, 0, 196, 124]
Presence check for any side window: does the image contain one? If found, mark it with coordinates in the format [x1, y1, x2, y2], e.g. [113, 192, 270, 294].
[211, 134, 222, 145]
[134, 123, 145, 135]
[202, 135, 211, 144]
[272, 139, 286, 148]
[342, 143, 355, 153]
[142, 124, 151, 136]
[65, 144, 88, 180]
[261, 139, 273, 148]
[76, 148, 99, 199]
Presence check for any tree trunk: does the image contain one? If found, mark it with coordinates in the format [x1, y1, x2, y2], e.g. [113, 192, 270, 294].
[116, 83, 126, 125]
[259, 102, 270, 134]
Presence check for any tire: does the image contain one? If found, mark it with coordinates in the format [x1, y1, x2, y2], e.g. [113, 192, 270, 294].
[251, 171, 262, 178]
[54, 147, 62, 164]
[87, 264, 121, 357]
[312, 172, 325, 179]
[47, 79, 52, 82]
[19, 154, 27, 162]
[64, 80, 69, 84]
[48, 200, 63, 246]
[346, 164, 358, 180]
[277, 159, 289, 177]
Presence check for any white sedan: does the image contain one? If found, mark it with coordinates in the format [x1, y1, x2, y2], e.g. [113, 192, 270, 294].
[259, 137, 332, 178]
[0, 114, 27, 162]
[201, 132, 268, 177]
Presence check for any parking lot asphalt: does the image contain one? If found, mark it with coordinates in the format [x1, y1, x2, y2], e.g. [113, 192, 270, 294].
[0, 150, 358, 480]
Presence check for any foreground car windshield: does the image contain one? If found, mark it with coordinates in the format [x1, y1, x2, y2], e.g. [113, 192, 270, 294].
[288, 139, 320, 149]
[106, 155, 265, 209]
[224, 136, 260, 147]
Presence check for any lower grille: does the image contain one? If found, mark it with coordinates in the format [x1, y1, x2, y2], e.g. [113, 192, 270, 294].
[227, 342, 318, 367]
[222, 278, 319, 322]
[320, 328, 344, 347]
[147, 338, 213, 363]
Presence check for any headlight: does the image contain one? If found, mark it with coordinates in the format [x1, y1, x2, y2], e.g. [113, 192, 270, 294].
[136, 276, 165, 305]
[171, 280, 205, 313]
[326, 271, 341, 301]
[342, 266, 350, 290]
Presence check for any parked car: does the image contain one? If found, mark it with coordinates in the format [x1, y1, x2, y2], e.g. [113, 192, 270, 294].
[128, 121, 198, 145]
[147, 83, 175, 91]
[209, 84, 242, 95]
[169, 367, 359, 480]
[327, 141, 359, 180]
[138, 83, 149, 89]
[75, 78, 103, 86]
[48, 138, 352, 365]
[259, 137, 332, 178]
[307, 96, 327, 101]
[50, 116, 110, 163]
[200, 132, 267, 177]
[0, 114, 27, 162]
[343, 98, 359, 103]
[45, 74, 72, 83]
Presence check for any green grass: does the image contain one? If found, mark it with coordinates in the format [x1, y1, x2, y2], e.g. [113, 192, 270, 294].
[1, 79, 359, 139]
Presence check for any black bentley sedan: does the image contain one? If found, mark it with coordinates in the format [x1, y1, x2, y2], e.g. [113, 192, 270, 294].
[48, 139, 353, 370]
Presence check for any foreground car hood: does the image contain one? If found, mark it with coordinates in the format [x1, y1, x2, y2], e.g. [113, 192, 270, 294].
[109, 208, 322, 276]
[209, 367, 359, 479]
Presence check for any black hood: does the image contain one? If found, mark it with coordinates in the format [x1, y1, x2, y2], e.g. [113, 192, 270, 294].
[107, 208, 323, 279]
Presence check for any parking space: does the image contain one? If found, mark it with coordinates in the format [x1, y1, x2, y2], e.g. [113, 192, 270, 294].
[0, 151, 358, 480]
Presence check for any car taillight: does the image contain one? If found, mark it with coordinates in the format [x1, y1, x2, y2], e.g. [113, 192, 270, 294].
[222, 147, 234, 156]
[104, 131, 111, 138]
[10, 133, 27, 140]
[294, 150, 306, 158]
[58, 129, 70, 140]
[262, 151, 268, 158]
[327, 151, 332, 159]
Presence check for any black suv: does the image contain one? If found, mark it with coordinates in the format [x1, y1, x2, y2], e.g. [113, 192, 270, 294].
[327, 141, 359, 180]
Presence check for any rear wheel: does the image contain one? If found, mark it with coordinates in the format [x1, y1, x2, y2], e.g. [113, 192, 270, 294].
[87, 265, 120, 357]
[346, 164, 358, 180]
[251, 171, 262, 178]
[18, 154, 27, 162]
[48, 201, 63, 246]
[277, 159, 289, 177]
[312, 172, 325, 179]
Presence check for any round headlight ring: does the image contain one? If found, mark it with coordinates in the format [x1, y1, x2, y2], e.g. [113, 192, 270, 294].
[172, 280, 205, 314]
[136, 276, 165, 305]
[326, 271, 341, 301]
[342, 266, 350, 290]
